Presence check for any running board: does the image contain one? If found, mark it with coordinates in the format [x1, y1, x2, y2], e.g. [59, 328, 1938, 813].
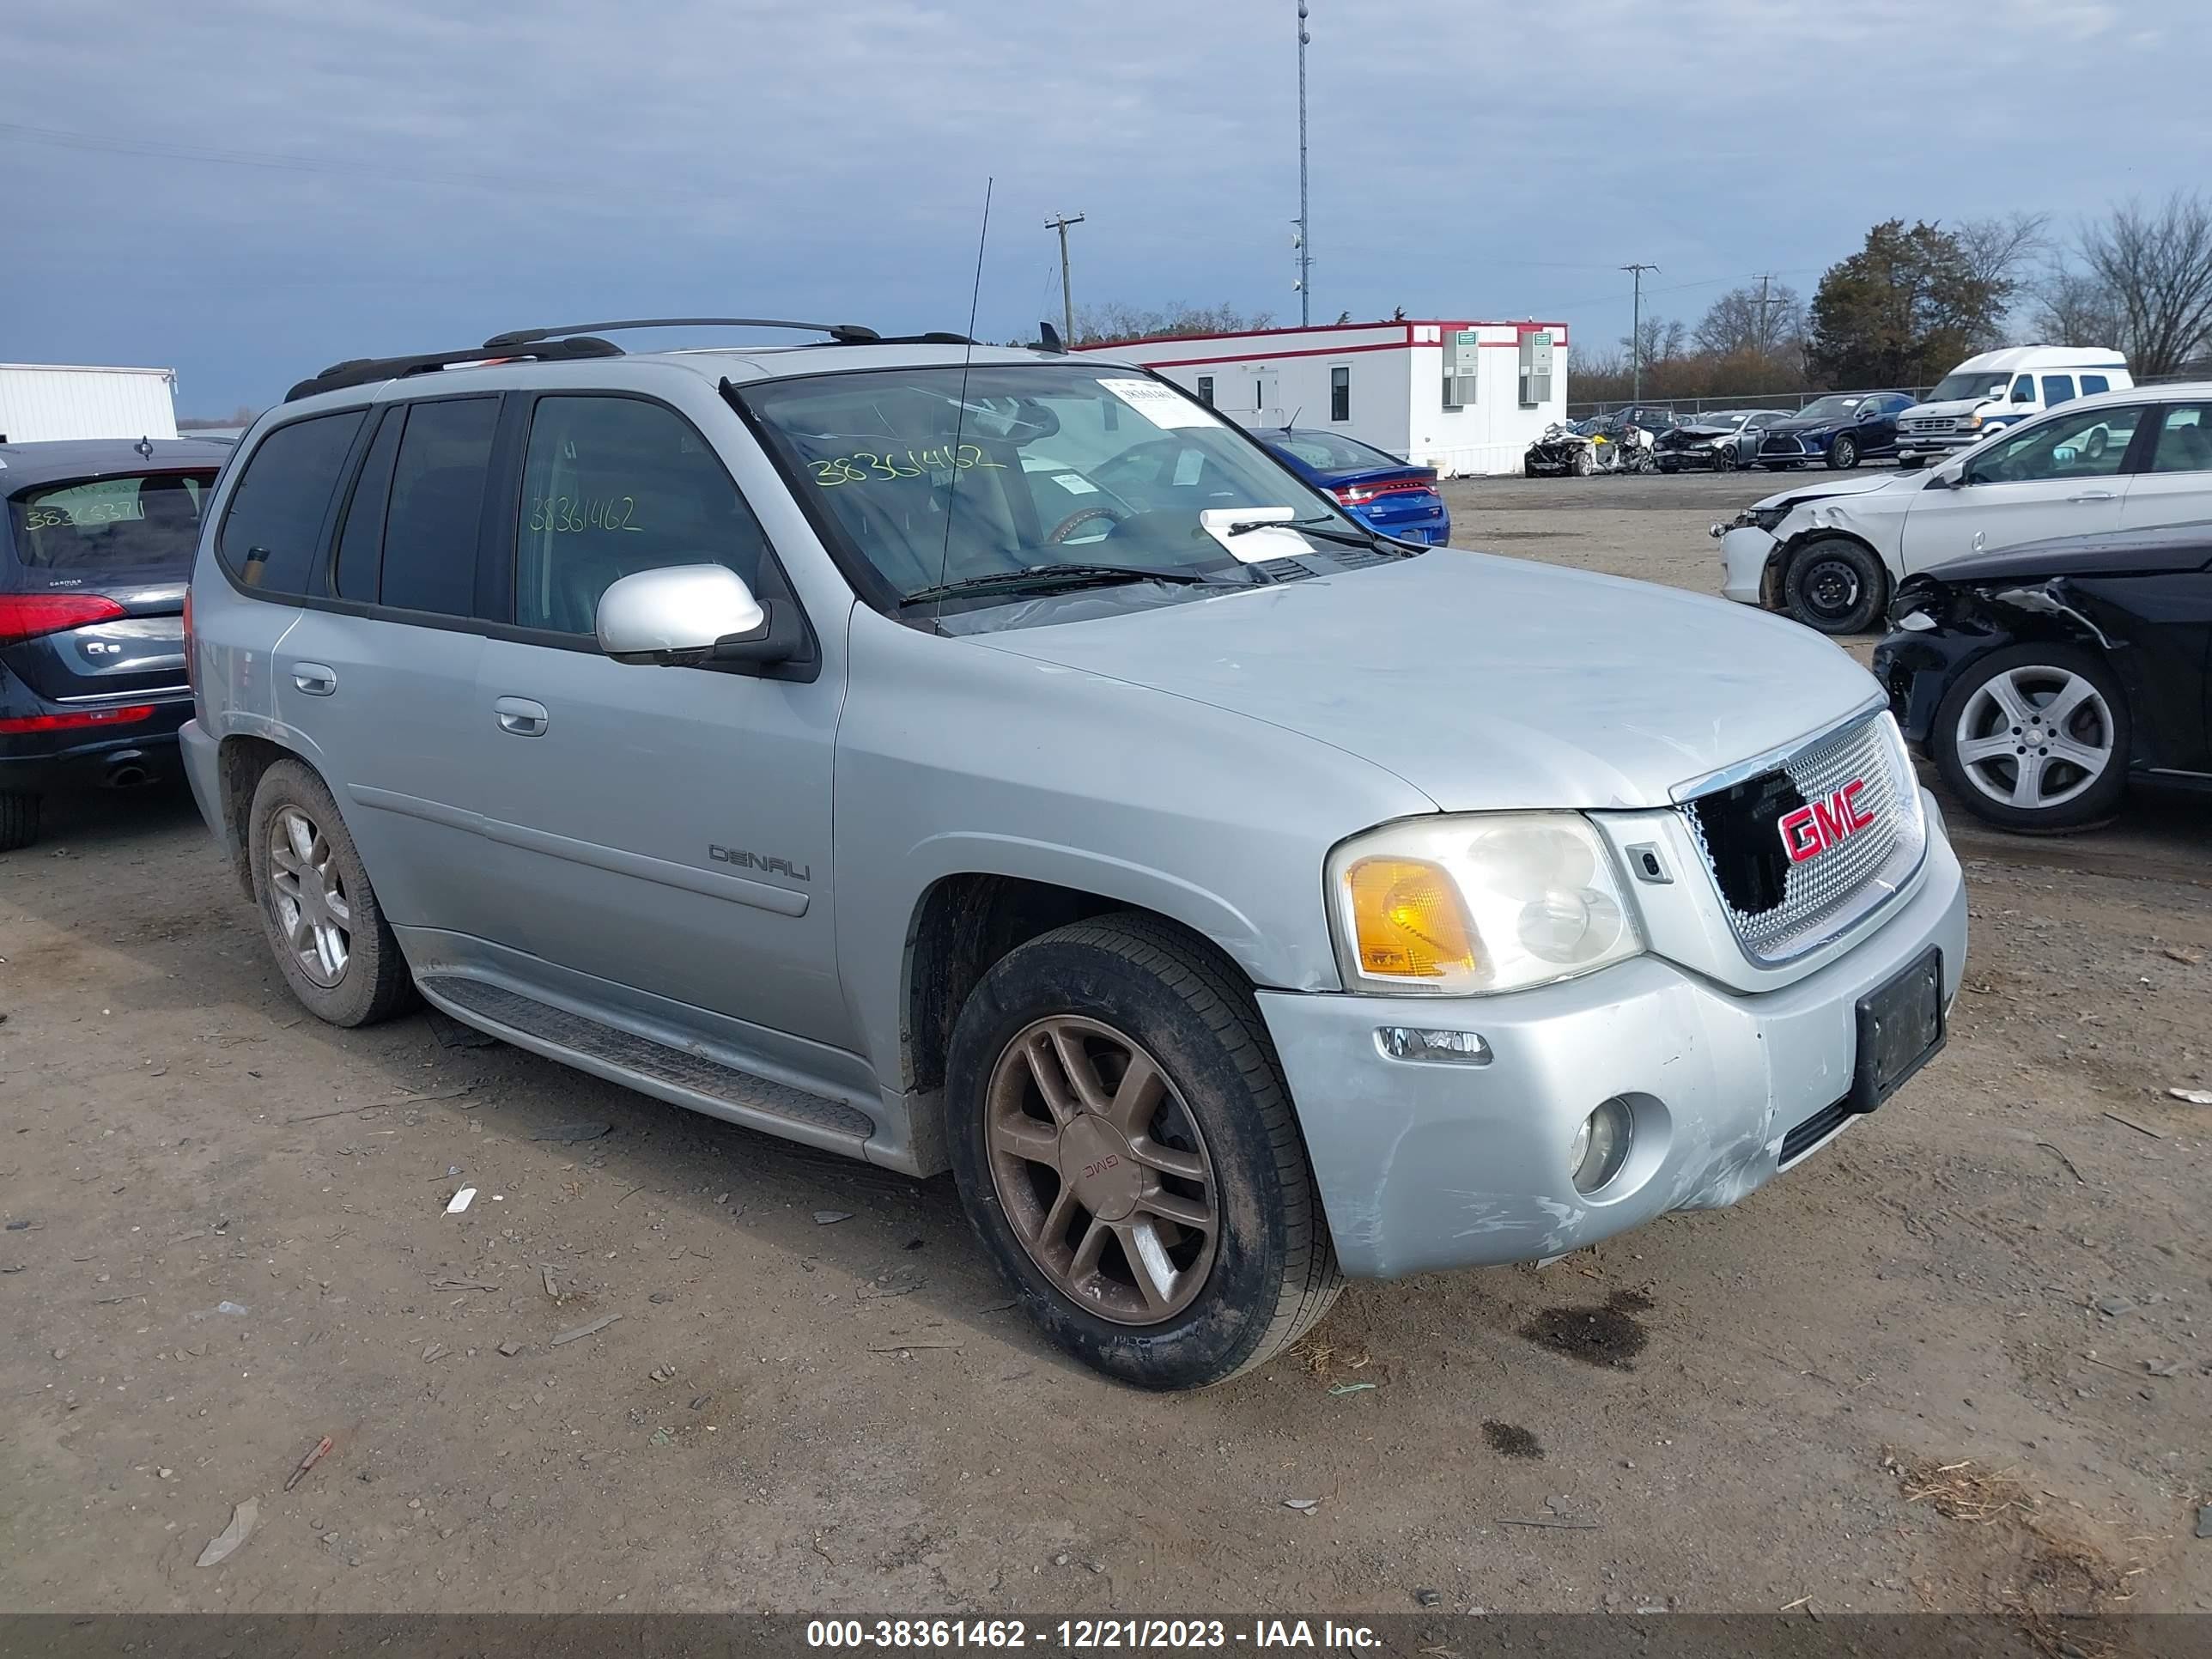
[416, 975, 876, 1150]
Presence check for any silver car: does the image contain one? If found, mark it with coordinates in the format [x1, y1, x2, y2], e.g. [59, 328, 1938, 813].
[179, 319, 1967, 1389]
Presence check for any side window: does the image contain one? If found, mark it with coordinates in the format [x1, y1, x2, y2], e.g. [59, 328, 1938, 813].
[1329, 365, 1351, 422]
[216, 410, 367, 595]
[1195, 375, 1215, 408]
[379, 398, 498, 617]
[2010, 375, 2037, 404]
[515, 395, 772, 637]
[1967, 404, 2143, 484]
[332, 407, 402, 603]
[2081, 374, 2111, 397]
[2041, 375, 2075, 408]
[2148, 404, 2212, 475]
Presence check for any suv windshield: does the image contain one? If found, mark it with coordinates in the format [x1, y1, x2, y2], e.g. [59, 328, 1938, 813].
[6, 471, 216, 569]
[741, 364, 1387, 613]
[1928, 372, 2012, 404]
[1793, 396, 1863, 423]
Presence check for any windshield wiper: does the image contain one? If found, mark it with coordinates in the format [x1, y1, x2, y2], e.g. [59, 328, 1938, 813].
[899, 563, 1213, 607]
[1225, 515, 1421, 556]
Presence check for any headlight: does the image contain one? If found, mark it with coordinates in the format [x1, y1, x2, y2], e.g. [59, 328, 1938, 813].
[1326, 813, 1644, 996]
[1963, 414, 1984, 431]
[1747, 504, 1790, 532]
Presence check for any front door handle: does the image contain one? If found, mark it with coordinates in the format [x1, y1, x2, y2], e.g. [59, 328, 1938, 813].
[291, 663, 337, 696]
[494, 696, 550, 738]
[2068, 489, 2118, 503]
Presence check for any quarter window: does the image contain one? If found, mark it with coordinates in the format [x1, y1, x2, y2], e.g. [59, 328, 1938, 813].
[514, 395, 772, 637]
[1329, 366, 1351, 422]
[332, 408, 402, 603]
[2148, 405, 2212, 474]
[379, 398, 497, 617]
[217, 410, 368, 595]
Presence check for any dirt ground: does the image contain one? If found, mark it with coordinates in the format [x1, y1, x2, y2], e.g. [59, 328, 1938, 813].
[3, 465, 2208, 1618]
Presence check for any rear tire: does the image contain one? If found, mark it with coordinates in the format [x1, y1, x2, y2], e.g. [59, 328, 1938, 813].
[945, 913, 1341, 1390]
[0, 790, 39, 853]
[1782, 536, 1887, 635]
[247, 759, 415, 1027]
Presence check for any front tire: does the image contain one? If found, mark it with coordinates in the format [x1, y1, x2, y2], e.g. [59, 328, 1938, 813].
[247, 759, 415, 1026]
[0, 790, 40, 854]
[1572, 447, 1595, 477]
[1931, 644, 2130, 833]
[1828, 434, 1861, 470]
[1782, 536, 1887, 635]
[945, 914, 1341, 1390]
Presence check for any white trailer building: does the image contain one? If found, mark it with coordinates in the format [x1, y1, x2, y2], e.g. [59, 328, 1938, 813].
[1077, 319, 1568, 476]
[0, 363, 179, 445]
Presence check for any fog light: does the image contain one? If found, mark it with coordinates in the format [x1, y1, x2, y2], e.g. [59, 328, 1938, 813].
[1569, 1097, 1633, 1193]
[1375, 1026, 1492, 1066]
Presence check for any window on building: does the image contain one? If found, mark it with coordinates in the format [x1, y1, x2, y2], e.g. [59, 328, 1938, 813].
[1195, 375, 1215, 407]
[379, 397, 498, 617]
[515, 395, 772, 637]
[216, 409, 368, 596]
[1329, 366, 1350, 422]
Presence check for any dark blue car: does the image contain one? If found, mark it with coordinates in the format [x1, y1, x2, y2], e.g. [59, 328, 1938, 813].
[1752, 391, 1917, 471]
[1261, 428, 1452, 545]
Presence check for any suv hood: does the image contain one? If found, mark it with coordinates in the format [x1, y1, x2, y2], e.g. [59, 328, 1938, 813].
[1905, 398, 1994, 420]
[972, 554, 1880, 812]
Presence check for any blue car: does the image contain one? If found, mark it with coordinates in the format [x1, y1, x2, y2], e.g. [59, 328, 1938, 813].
[1261, 428, 1452, 545]
[1751, 391, 1917, 471]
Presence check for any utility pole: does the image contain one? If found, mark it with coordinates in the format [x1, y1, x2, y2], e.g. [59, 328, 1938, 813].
[1045, 212, 1085, 346]
[1621, 262, 1660, 402]
[1296, 1, 1312, 325]
[1753, 270, 1778, 351]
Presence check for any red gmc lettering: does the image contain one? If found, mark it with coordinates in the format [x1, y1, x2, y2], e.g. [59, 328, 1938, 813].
[1778, 779, 1875, 864]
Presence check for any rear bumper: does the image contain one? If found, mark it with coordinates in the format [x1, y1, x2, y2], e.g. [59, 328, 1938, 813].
[1261, 816, 1966, 1279]
[0, 695, 191, 791]
[177, 717, 233, 850]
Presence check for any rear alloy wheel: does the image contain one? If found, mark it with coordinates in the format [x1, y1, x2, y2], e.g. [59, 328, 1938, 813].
[247, 759, 415, 1026]
[1932, 644, 2129, 832]
[0, 790, 40, 854]
[1782, 536, 1887, 635]
[945, 914, 1340, 1389]
[1829, 433, 1861, 470]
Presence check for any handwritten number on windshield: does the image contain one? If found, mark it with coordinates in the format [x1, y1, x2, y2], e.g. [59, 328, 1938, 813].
[811, 445, 1006, 487]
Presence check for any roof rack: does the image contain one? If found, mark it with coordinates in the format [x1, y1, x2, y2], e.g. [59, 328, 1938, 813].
[284, 337, 621, 403]
[483, 317, 881, 349]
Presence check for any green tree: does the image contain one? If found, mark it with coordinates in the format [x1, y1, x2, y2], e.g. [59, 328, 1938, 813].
[1807, 220, 2005, 388]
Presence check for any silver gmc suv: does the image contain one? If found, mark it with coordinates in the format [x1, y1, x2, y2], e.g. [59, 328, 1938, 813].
[180, 319, 1966, 1389]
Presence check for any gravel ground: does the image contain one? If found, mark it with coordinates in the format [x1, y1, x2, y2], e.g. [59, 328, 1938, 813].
[3, 465, 2207, 1618]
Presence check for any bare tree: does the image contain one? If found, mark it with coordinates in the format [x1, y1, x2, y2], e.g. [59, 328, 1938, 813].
[2074, 191, 2212, 375]
[1954, 212, 2050, 328]
[1694, 283, 1805, 357]
[2033, 265, 2124, 349]
[1623, 316, 1686, 368]
[1074, 301, 1274, 346]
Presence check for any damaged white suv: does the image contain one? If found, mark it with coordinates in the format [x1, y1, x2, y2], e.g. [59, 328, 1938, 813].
[1714, 384, 2212, 635]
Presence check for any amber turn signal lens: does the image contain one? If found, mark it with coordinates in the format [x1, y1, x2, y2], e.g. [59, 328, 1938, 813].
[1346, 856, 1477, 980]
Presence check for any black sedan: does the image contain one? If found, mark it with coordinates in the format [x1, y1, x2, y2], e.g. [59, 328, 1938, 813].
[1656, 409, 1790, 472]
[1873, 523, 2212, 832]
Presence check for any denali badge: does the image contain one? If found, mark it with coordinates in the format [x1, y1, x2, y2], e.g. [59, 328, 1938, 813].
[1778, 780, 1875, 865]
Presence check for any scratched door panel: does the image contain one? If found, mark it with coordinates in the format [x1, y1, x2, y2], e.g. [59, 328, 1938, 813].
[470, 635, 848, 1048]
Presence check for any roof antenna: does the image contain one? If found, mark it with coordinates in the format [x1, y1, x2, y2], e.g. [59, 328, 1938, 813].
[933, 177, 994, 619]
[1037, 319, 1065, 354]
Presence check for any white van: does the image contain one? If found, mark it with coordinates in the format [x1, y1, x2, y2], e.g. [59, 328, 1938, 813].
[1895, 345, 2130, 465]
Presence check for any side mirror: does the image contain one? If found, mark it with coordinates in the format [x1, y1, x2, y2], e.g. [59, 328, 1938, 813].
[597, 565, 765, 664]
[1933, 464, 1966, 490]
[1858, 405, 1881, 422]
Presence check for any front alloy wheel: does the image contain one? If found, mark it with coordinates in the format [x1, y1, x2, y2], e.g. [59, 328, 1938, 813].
[1934, 645, 2130, 832]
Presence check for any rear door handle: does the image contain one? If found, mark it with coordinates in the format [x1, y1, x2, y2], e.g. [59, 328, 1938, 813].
[291, 663, 337, 696]
[494, 696, 550, 738]
[2068, 489, 2118, 503]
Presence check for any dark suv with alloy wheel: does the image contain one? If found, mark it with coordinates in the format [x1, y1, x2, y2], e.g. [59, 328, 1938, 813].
[0, 439, 231, 850]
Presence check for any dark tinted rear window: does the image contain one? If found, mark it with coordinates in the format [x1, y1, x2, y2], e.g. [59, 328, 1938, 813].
[333, 407, 403, 604]
[8, 471, 217, 571]
[218, 410, 368, 594]
[379, 398, 496, 617]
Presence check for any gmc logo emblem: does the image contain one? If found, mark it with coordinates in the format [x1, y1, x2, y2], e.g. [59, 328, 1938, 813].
[1778, 779, 1875, 864]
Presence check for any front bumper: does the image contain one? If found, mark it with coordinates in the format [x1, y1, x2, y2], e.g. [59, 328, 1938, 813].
[1259, 812, 1966, 1279]
[1717, 524, 1778, 605]
[1895, 434, 1974, 459]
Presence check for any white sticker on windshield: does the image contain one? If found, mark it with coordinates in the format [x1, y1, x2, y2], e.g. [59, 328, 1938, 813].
[1199, 506, 1310, 564]
[1050, 473, 1099, 495]
[1098, 378, 1219, 430]
[1172, 451, 1206, 487]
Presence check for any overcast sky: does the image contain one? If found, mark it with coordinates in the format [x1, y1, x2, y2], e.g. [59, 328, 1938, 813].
[3, 0, 2203, 415]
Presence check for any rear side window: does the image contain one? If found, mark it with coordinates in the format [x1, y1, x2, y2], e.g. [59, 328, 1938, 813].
[217, 411, 367, 594]
[514, 395, 770, 635]
[2148, 405, 2212, 474]
[8, 471, 216, 571]
[2042, 375, 2075, 407]
[332, 408, 403, 603]
[2081, 374, 2111, 397]
[378, 398, 497, 617]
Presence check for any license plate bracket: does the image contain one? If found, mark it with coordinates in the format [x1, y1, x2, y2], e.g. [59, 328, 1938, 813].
[1849, 945, 1945, 1115]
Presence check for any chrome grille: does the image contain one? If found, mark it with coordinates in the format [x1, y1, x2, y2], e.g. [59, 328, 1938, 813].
[1906, 416, 1957, 434]
[1678, 711, 1926, 965]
